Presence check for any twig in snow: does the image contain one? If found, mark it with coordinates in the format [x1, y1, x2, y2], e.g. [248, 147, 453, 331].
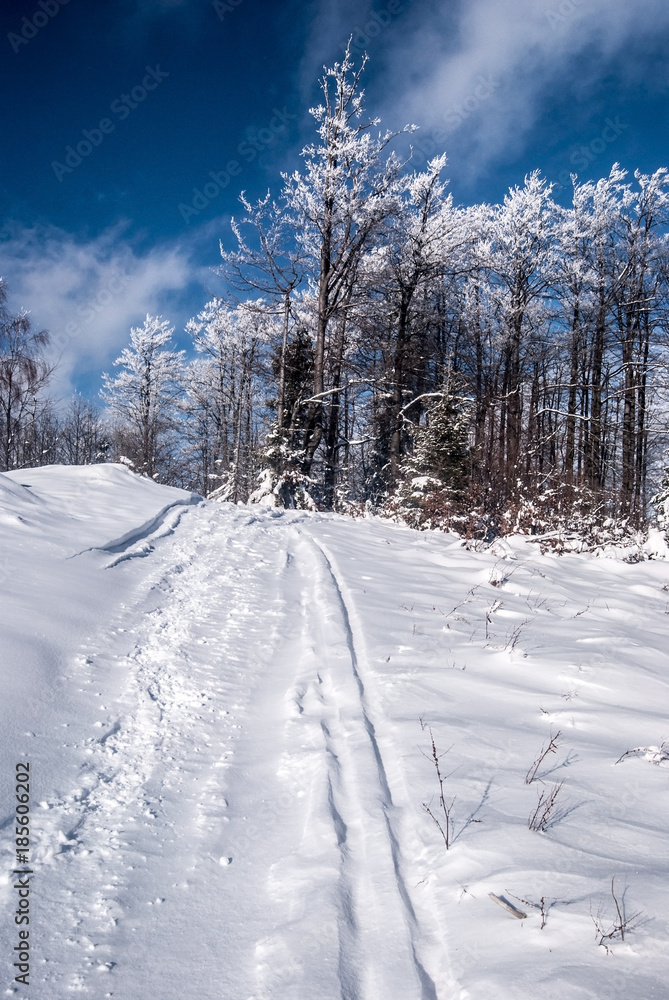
[528, 781, 565, 832]
[591, 877, 642, 953]
[489, 560, 516, 588]
[509, 892, 559, 929]
[421, 725, 456, 850]
[504, 617, 532, 651]
[615, 741, 669, 766]
[525, 730, 562, 784]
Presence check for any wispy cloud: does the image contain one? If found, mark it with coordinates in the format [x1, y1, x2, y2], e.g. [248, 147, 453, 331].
[0, 221, 202, 400]
[369, 0, 669, 179]
[298, 0, 373, 83]
[297, 0, 403, 106]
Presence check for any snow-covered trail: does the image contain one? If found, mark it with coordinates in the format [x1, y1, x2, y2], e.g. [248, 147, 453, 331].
[2, 467, 669, 1000]
[18, 502, 449, 998]
[34, 503, 294, 997]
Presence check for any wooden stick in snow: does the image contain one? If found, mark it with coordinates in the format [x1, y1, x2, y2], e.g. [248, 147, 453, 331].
[489, 893, 527, 919]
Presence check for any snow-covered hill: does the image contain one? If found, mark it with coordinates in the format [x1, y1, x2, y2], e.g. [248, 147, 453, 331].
[1, 465, 668, 999]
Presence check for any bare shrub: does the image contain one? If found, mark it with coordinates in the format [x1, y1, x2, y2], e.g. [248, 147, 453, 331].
[528, 781, 565, 832]
[510, 892, 559, 929]
[615, 742, 669, 766]
[420, 720, 456, 850]
[591, 877, 642, 953]
[525, 730, 562, 784]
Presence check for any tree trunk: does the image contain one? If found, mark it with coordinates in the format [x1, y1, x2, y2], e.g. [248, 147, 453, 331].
[564, 300, 581, 484]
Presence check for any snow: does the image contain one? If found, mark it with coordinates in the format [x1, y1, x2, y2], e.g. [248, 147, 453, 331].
[1, 465, 668, 998]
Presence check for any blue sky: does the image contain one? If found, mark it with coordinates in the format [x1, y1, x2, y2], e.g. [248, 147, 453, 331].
[1, 0, 669, 400]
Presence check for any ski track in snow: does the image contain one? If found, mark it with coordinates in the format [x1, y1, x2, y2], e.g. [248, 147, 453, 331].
[8, 504, 456, 998]
[287, 531, 450, 999]
[3, 488, 669, 999]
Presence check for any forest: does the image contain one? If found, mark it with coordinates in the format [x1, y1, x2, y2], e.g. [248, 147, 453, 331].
[3, 47, 669, 542]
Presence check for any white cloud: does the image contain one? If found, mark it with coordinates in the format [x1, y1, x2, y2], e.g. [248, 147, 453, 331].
[373, 0, 669, 178]
[0, 221, 199, 401]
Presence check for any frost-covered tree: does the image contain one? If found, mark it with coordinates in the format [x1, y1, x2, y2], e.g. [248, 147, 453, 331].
[482, 171, 559, 493]
[408, 388, 471, 492]
[280, 42, 414, 487]
[248, 299, 320, 508]
[220, 192, 306, 435]
[101, 315, 185, 479]
[362, 154, 471, 489]
[183, 299, 270, 499]
[652, 460, 669, 540]
[181, 45, 669, 530]
[546, 166, 669, 521]
[609, 167, 669, 519]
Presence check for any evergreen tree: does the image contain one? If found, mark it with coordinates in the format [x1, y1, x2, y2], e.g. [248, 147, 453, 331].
[409, 388, 471, 493]
[390, 380, 472, 528]
[651, 461, 669, 540]
[249, 324, 319, 508]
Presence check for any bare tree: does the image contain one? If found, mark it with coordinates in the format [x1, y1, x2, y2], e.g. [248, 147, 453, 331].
[0, 278, 54, 471]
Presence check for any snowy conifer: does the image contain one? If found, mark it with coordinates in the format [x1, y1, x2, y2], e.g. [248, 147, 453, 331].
[390, 379, 472, 530]
[652, 461, 669, 540]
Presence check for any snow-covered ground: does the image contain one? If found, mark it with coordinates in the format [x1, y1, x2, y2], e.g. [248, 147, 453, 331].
[1, 465, 668, 999]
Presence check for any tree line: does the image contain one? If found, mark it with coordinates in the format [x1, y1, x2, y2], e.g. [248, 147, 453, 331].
[3, 46, 669, 539]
